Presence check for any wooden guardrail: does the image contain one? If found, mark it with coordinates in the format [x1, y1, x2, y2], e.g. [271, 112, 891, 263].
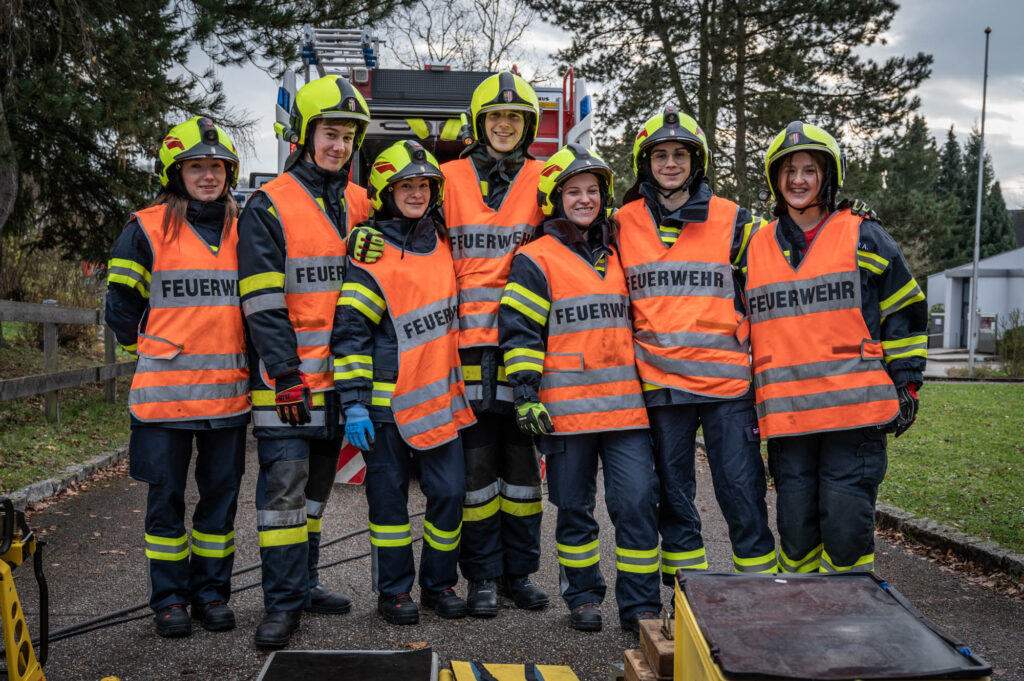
[0, 300, 136, 422]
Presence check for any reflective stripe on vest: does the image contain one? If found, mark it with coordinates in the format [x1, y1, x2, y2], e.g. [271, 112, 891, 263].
[129, 205, 249, 422]
[617, 197, 752, 398]
[517, 237, 648, 434]
[352, 237, 475, 449]
[259, 173, 370, 393]
[442, 157, 544, 349]
[744, 210, 899, 439]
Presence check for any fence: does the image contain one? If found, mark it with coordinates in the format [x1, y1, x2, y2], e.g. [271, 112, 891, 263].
[0, 300, 136, 422]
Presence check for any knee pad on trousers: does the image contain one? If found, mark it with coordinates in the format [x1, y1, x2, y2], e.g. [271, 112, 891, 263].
[260, 459, 309, 513]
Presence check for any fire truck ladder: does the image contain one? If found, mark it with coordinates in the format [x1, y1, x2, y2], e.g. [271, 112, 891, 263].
[302, 26, 380, 79]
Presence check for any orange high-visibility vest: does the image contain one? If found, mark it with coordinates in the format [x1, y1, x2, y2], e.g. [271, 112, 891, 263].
[129, 205, 249, 422]
[744, 209, 899, 439]
[259, 173, 370, 393]
[352, 236, 475, 449]
[441, 157, 544, 349]
[516, 236, 649, 434]
[617, 196, 752, 398]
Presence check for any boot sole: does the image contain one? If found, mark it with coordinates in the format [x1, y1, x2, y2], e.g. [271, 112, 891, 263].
[254, 635, 291, 650]
[467, 603, 499, 618]
[305, 601, 352, 615]
[155, 624, 192, 638]
[196, 617, 236, 632]
[378, 609, 420, 625]
[570, 619, 602, 632]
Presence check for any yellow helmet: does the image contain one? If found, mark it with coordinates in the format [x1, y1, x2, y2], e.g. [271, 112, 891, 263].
[367, 140, 445, 213]
[764, 120, 845, 204]
[470, 71, 540, 151]
[290, 75, 371, 148]
[537, 144, 614, 217]
[157, 116, 239, 188]
[631, 106, 709, 180]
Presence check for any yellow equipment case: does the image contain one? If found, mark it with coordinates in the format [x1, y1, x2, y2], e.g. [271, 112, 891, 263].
[674, 571, 991, 681]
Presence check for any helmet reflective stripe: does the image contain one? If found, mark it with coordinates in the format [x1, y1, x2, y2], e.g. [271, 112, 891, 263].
[157, 116, 239, 188]
[470, 71, 541, 150]
[631, 106, 709, 178]
[368, 140, 446, 212]
[763, 120, 845, 204]
[291, 75, 371, 148]
[537, 143, 615, 217]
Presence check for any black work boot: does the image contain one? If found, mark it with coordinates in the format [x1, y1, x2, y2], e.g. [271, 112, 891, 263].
[569, 602, 602, 632]
[154, 604, 191, 638]
[378, 593, 420, 625]
[254, 610, 301, 650]
[501, 575, 549, 610]
[620, 610, 660, 635]
[467, 579, 499, 617]
[191, 600, 235, 632]
[421, 588, 468, 619]
[306, 584, 352, 614]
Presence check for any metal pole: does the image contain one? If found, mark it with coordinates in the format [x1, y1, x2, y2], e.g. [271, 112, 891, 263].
[967, 27, 991, 377]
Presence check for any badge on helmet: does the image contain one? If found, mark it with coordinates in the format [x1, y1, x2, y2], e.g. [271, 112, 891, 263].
[156, 116, 239, 188]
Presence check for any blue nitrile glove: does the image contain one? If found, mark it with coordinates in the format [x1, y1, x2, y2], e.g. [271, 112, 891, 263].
[344, 403, 375, 451]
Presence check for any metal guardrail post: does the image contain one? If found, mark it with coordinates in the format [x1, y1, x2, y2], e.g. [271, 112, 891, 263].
[42, 300, 60, 423]
[103, 325, 117, 404]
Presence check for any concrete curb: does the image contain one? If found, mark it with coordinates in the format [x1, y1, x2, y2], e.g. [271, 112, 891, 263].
[5, 445, 129, 512]
[875, 502, 1024, 579]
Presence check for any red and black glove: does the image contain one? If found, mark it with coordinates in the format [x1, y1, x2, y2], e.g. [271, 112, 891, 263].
[889, 383, 919, 437]
[274, 371, 312, 426]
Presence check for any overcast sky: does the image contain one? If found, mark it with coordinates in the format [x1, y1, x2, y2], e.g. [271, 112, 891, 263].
[213, 0, 1024, 208]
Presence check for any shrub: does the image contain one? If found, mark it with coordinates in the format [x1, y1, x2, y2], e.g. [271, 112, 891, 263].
[997, 309, 1024, 378]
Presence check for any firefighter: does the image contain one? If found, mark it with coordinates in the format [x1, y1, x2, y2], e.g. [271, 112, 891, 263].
[237, 74, 384, 649]
[616, 107, 777, 579]
[741, 121, 927, 573]
[105, 116, 248, 637]
[332, 140, 476, 624]
[498, 145, 661, 633]
[441, 71, 548, 616]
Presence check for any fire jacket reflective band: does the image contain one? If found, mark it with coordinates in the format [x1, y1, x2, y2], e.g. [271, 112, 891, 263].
[258, 172, 370, 393]
[744, 210, 899, 439]
[350, 238, 475, 449]
[190, 529, 235, 558]
[615, 546, 660, 574]
[557, 538, 600, 568]
[733, 550, 778, 573]
[129, 206, 249, 422]
[516, 236, 648, 434]
[617, 196, 752, 399]
[442, 157, 544, 349]
[661, 547, 708, 573]
[145, 532, 189, 561]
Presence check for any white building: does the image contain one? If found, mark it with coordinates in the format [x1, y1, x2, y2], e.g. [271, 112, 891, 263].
[926, 247, 1024, 349]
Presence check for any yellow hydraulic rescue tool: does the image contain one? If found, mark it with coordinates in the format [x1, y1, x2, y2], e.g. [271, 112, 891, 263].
[0, 497, 48, 681]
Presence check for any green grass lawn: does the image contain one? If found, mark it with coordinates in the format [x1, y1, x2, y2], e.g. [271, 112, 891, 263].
[882, 382, 1024, 554]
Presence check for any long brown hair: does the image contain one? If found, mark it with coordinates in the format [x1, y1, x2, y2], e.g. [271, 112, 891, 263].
[148, 164, 239, 241]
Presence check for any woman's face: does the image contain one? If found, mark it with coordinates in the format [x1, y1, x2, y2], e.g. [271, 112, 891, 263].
[391, 177, 432, 219]
[779, 151, 824, 211]
[484, 109, 526, 154]
[181, 158, 227, 202]
[311, 120, 357, 171]
[560, 172, 602, 228]
[649, 141, 692, 190]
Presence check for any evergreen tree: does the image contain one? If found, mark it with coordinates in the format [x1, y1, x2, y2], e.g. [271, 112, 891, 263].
[963, 129, 1017, 259]
[526, 0, 932, 208]
[930, 126, 970, 272]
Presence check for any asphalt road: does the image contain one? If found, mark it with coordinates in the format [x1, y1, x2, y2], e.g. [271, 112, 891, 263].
[8, 438, 1024, 681]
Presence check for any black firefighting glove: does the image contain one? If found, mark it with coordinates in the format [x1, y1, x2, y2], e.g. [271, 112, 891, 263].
[887, 383, 919, 438]
[346, 224, 385, 264]
[274, 370, 312, 426]
[842, 198, 881, 224]
[515, 401, 554, 436]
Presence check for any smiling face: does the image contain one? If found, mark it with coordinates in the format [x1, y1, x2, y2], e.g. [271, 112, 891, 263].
[778, 151, 825, 212]
[391, 177, 432, 219]
[484, 109, 526, 155]
[648, 141, 693, 190]
[311, 120, 358, 171]
[181, 158, 227, 202]
[560, 172, 602, 228]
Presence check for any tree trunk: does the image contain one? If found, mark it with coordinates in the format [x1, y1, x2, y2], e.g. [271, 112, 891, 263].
[652, 1, 694, 114]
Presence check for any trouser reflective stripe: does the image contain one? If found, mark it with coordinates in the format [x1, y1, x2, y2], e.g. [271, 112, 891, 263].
[370, 523, 413, 547]
[463, 479, 500, 522]
[191, 530, 235, 558]
[423, 519, 461, 552]
[259, 525, 307, 548]
[616, 546, 660, 574]
[661, 547, 708, 573]
[821, 549, 874, 572]
[557, 539, 600, 568]
[733, 550, 778, 573]
[779, 544, 823, 573]
[499, 480, 543, 517]
[145, 533, 189, 561]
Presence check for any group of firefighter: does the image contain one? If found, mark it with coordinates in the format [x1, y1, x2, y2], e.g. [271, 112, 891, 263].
[104, 70, 928, 650]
